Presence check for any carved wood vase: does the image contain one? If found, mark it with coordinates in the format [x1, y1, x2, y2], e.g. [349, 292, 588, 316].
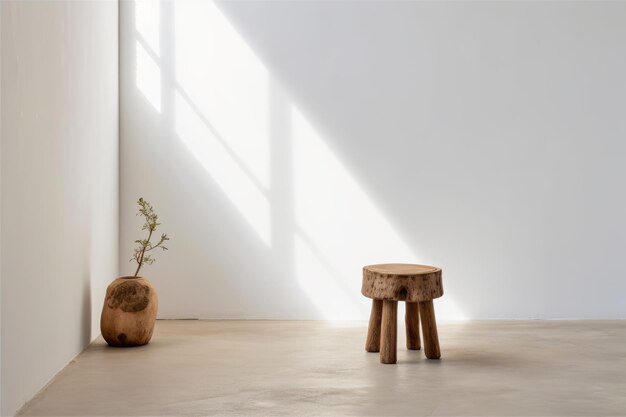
[100, 276, 158, 347]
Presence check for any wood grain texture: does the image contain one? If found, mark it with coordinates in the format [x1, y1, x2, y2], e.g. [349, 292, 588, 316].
[101, 276, 158, 347]
[366, 299, 383, 352]
[405, 302, 421, 350]
[418, 300, 441, 359]
[362, 264, 443, 302]
[380, 300, 398, 364]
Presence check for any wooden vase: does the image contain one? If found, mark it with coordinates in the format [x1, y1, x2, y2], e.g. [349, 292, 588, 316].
[100, 276, 158, 347]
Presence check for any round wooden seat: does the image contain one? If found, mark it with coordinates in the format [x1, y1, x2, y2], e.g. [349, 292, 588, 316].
[362, 263, 443, 364]
[362, 263, 443, 302]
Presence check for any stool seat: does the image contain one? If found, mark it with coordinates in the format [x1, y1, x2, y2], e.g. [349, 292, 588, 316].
[362, 263, 443, 364]
[362, 263, 443, 302]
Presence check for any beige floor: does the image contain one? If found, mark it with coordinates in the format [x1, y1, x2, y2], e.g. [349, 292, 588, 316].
[18, 320, 626, 416]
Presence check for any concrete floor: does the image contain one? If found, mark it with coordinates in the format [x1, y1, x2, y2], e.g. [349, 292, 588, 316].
[18, 320, 626, 416]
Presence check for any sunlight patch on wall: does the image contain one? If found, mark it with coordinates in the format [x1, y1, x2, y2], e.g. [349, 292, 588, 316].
[135, 0, 160, 56]
[174, 0, 270, 190]
[175, 90, 271, 245]
[135, 41, 161, 112]
[292, 105, 417, 319]
[295, 235, 362, 319]
[134, 0, 161, 112]
[436, 298, 467, 321]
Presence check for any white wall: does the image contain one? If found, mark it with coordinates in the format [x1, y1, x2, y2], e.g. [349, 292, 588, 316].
[0, 1, 118, 415]
[0, 4, 3, 414]
[120, 0, 626, 321]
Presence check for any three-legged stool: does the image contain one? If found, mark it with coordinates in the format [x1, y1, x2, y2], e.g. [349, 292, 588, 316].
[362, 263, 443, 364]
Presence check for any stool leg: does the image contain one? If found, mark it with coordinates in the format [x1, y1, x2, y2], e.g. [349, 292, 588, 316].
[365, 299, 383, 352]
[418, 300, 441, 359]
[405, 302, 421, 350]
[380, 300, 398, 364]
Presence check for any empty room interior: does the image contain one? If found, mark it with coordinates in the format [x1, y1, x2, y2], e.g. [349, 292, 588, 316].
[1, 0, 626, 416]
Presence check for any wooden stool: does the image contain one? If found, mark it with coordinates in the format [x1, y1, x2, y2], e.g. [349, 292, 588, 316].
[362, 263, 443, 364]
